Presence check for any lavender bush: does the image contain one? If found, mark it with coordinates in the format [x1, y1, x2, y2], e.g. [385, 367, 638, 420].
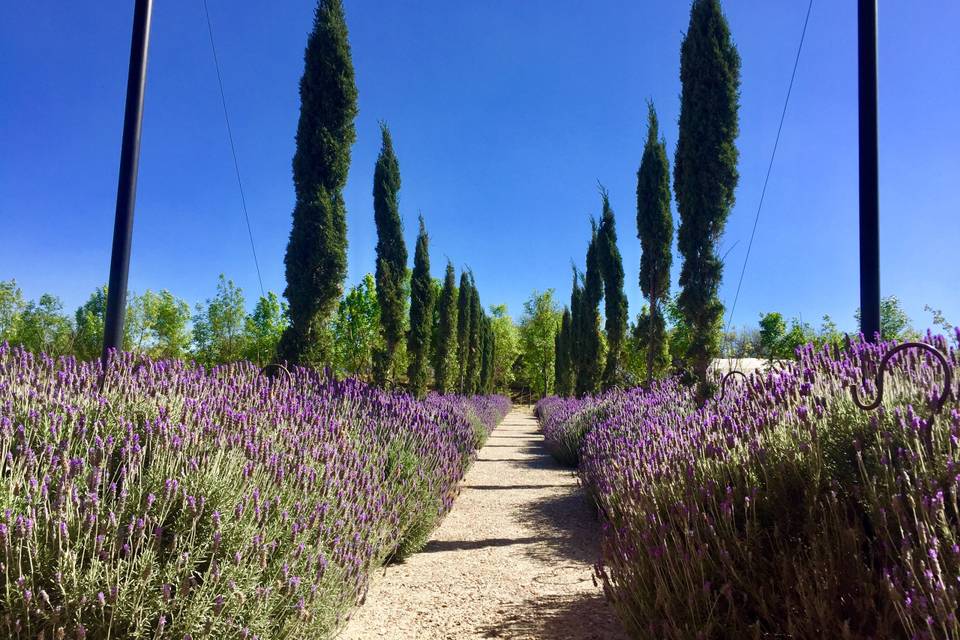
[540, 333, 960, 639]
[0, 344, 508, 639]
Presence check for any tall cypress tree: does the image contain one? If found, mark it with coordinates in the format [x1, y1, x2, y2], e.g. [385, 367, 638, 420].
[597, 191, 627, 389]
[278, 0, 357, 366]
[637, 102, 673, 385]
[434, 261, 458, 393]
[456, 270, 473, 392]
[554, 306, 573, 396]
[466, 276, 483, 394]
[568, 266, 582, 394]
[577, 221, 603, 396]
[674, 0, 741, 392]
[372, 123, 408, 386]
[407, 216, 434, 397]
[479, 315, 495, 394]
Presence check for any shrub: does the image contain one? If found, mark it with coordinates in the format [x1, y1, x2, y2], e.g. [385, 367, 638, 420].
[0, 345, 508, 639]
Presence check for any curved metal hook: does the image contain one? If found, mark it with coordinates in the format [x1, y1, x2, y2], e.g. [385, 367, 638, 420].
[259, 362, 291, 384]
[851, 342, 953, 415]
[719, 370, 748, 401]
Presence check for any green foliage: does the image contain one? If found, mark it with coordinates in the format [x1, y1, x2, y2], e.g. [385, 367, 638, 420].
[243, 292, 288, 366]
[332, 274, 381, 379]
[554, 307, 574, 397]
[855, 295, 916, 341]
[479, 315, 495, 394]
[576, 221, 603, 396]
[488, 304, 518, 393]
[568, 267, 582, 393]
[759, 311, 787, 360]
[674, 0, 741, 390]
[597, 191, 628, 390]
[433, 262, 458, 394]
[279, 0, 358, 367]
[372, 124, 408, 386]
[12, 293, 74, 357]
[73, 285, 109, 360]
[407, 216, 434, 397]
[0, 280, 26, 341]
[193, 275, 247, 366]
[634, 306, 669, 381]
[456, 270, 473, 392]
[466, 275, 483, 394]
[519, 289, 561, 399]
[636, 102, 674, 385]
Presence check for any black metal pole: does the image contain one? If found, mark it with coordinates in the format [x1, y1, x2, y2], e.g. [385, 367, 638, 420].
[101, 0, 154, 367]
[858, 0, 881, 342]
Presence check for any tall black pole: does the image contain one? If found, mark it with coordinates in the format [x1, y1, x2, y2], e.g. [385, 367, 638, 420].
[101, 0, 154, 366]
[858, 0, 881, 342]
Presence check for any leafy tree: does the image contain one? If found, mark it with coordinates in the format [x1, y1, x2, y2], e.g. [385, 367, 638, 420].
[193, 275, 247, 366]
[674, 0, 741, 392]
[0, 280, 26, 342]
[407, 216, 434, 397]
[488, 304, 519, 393]
[331, 274, 381, 379]
[925, 305, 953, 334]
[278, 0, 358, 367]
[782, 317, 815, 356]
[855, 295, 915, 341]
[74, 286, 109, 361]
[479, 315, 495, 394]
[456, 270, 473, 392]
[244, 292, 288, 366]
[758, 312, 786, 361]
[576, 221, 603, 396]
[597, 191, 627, 389]
[818, 315, 843, 349]
[634, 306, 670, 380]
[433, 262, 458, 393]
[636, 102, 674, 385]
[14, 293, 73, 357]
[664, 294, 692, 369]
[519, 289, 561, 399]
[567, 267, 582, 393]
[466, 276, 483, 394]
[372, 124, 408, 386]
[554, 307, 574, 396]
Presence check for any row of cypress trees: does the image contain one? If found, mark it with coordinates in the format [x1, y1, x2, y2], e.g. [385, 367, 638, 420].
[276, 0, 494, 398]
[555, 0, 740, 397]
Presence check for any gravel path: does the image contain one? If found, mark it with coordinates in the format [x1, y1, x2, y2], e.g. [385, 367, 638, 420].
[339, 407, 629, 640]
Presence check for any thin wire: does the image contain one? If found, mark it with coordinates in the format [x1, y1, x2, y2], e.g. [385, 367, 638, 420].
[202, 0, 265, 298]
[724, 0, 813, 338]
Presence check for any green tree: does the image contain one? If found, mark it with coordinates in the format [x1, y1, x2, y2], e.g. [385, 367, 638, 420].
[244, 292, 288, 366]
[758, 312, 787, 361]
[331, 274, 381, 380]
[14, 294, 73, 356]
[479, 315, 495, 394]
[519, 289, 561, 399]
[372, 124, 408, 386]
[193, 275, 247, 366]
[488, 304, 519, 393]
[456, 270, 473, 392]
[634, 306, 670, 381]
[597, 191, 628, 389]
[674, 0, 741, 392]
[466, 276, 483, 394]
[665, 294, 692, 370]
[576, 221, 603, 396]
[0, 280, 26, 342]
[147, 290, 192, 360]
[407, 216, 434, 397]
[74, 286, 109, 361]
[568, 267, 582, 393]
[433, 262, 458, 393]
[554, 307, 574, 396]
[855, 295, 915, 341]
[636, 102, 674, 385]
[278, 0, 358, 367]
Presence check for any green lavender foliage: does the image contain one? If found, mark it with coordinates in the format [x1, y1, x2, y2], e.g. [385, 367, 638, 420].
[279, 0, 358, 367]
[433, 262, 458, 394]
[597, 192, 627, 390]
[636, 102, 674, 385]
[407, 216, 434, 397]
[674, 0, 740, 391]
[372, 124, 408, 386]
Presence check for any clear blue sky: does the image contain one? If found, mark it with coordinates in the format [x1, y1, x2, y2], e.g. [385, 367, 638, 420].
[2, 1, 957, 332]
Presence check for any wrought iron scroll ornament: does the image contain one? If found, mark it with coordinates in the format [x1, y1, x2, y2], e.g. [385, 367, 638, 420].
[259, 362, 292, 384]
[719, 370, 748, 401]
[849, 343, 954, 443]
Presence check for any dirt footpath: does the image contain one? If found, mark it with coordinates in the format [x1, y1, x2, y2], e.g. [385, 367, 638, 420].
[338, 407, 629, 640]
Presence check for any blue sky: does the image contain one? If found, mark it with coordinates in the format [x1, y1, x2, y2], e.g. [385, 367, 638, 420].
[2, 1, 957, 332]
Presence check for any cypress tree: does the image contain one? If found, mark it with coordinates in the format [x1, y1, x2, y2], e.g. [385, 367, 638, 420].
[372, 123, 408, 386]
[407, 216, 434, 397]
[674, 0, 741, 392]
[597, 191, 627, 389]
[479, 315, 495, 394]
[577, 221, 603, 396]
[568, 266, 582, 394]
[466, 276, 483, 394]
[637, 102, 674, 385]
[278, 0, 357, 366]
[434, 261, 458, 393]
[554, 306, 573, 396]
[456, 270, 473, 392]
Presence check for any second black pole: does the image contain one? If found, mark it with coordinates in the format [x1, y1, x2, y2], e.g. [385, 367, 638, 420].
[858, 0, 881, 342]
[101, 0, 154, 368]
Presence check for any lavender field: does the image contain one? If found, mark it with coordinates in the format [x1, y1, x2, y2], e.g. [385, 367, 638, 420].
[0, 344, 508, 638]
[537, 333, 960, 638]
